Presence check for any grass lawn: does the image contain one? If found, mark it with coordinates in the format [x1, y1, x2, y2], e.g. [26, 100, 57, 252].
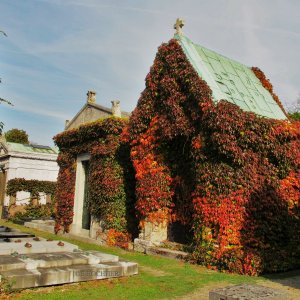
[0, 220, 280, 300]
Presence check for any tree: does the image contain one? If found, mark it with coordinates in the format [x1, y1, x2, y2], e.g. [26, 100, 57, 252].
[5, 128, 29, 144]
[288, 94, 300, 121]
[289, 111, 300, 121]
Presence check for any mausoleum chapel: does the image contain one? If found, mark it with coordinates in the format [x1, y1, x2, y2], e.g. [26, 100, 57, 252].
[54, 19, 300, 275]
[0, 137, 59, 217]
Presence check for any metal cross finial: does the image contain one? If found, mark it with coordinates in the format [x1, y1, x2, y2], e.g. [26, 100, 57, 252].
[174, 18, 185, 35]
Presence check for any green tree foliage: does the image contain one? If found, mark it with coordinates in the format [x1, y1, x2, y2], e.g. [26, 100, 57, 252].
[289, 112, 300, 121]
[5, 128, 29, 144]
[288, 94, 300, 121]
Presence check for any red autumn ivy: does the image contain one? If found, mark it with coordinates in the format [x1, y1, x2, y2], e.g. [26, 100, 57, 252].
[126, 39, 300, 275]
[54, 118, 137, 240]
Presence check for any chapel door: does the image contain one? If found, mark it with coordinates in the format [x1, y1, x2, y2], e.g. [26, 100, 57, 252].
[81, 160, 91, 230]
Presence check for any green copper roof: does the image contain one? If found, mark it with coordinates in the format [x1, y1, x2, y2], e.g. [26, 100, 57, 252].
[7, 142, 58, 155]
[175, 34, 287, 120]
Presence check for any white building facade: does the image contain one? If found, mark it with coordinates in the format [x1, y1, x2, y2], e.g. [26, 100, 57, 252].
[0, 138, 59, 215]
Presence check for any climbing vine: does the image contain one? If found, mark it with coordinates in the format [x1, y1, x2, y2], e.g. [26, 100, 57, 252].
[126, 39, 300, 275]
[6, 178, 56, 199]
[55, 38, 300, 274]
[54, 118, 137, 242]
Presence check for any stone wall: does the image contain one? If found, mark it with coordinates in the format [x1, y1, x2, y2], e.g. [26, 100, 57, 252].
[66, 106, 112, 130]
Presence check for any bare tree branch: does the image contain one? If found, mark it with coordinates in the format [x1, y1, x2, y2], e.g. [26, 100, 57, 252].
[0, 30, 7, 37]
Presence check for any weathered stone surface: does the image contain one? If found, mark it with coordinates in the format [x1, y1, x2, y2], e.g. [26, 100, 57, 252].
[0, 226, 18, 232]
[0, 256, 25, 271]
[146, 247, 188, 260]
[0, 226, 138, 289]
[209, 284, 289, 300]
[133, 238, 152, 253]
[0, 240, 78, 255]
[9, 237, 46, 242]
[24, 220, 55, 233]
[0, 231, 35, 238]
[0, 248, 138, 288]
[26, 252, 88, 268]
[118, 261, 139, 276]
[0, 260, 138, 289]
[139, 221, 168, 245]
[86, 250, 119, 263]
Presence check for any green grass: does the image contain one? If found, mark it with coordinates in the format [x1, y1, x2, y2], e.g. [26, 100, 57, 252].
[0, 220, 263, 300]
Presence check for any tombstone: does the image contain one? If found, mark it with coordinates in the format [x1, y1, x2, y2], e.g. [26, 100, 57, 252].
[209, 284, 289, 300]
[16, 191, 30, 205]
[39, 192, 47, 205]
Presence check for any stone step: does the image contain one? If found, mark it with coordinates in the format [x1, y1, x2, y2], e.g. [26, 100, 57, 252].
[0, 251, 119, 271]
[146, 247, 188, 260]
[29, 219, 55, 225]
[0, 226, 17, 232]
[0, 240, 78, 255]
[0, 260, 138, 289]
[24, 221, 54, 233]
[7, 237, 46, 243]
[0, 231, 35, 239]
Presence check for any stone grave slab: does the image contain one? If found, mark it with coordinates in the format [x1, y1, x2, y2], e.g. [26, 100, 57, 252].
[0, 226, 18, 232]
[0, 226, 138, 289]
[9, 237, 46, 243]
[25, 252, 89, 268]
[0, 256, 26, 271]
[0, 231, 35, 239]
[209, 284, 289, 300]
[0, 240, 78, 255]
[0, 258, 138, 289]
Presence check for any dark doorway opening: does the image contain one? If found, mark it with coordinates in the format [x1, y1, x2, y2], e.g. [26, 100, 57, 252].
[82, 160, 91, 230]
[167, 221, 192, 245]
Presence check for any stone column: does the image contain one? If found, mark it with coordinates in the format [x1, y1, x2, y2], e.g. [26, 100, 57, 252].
[111, 100, 121, 117]
[46, 194, 52, 204]
[9, 195, 16, 206]
[134, 220, 168, 253]
[87, 91, 96, 104]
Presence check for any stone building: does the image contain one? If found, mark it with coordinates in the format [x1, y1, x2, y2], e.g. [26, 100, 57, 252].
[60, 91, 130, 238]
[0, 137, 59, 216]
[131, 19, 289, 251]
[64, 91, 130, 130]
[55, 21, 289, 258]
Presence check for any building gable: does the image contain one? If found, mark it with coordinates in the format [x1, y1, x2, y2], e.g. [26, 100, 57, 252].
[65, 103, 113, 130]
[65, 92, 130, 131]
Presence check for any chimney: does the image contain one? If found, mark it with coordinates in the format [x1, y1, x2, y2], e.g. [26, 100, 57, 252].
[65, 120, 70, 129]
[111, 100, 121, 117]
[87, 90, 96, 104]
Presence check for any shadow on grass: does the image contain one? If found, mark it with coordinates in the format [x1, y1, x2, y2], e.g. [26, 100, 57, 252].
[262, 269, 300, 290]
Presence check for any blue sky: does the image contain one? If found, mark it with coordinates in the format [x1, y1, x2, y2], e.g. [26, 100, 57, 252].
[1, 0, 300, 145]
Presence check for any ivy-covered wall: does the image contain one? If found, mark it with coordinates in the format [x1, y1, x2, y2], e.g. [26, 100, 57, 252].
[53, 118, 137, 247]
[6, 178, 56, 199]
[54, 38, 300, 275]
[125, 39, 300, 275]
